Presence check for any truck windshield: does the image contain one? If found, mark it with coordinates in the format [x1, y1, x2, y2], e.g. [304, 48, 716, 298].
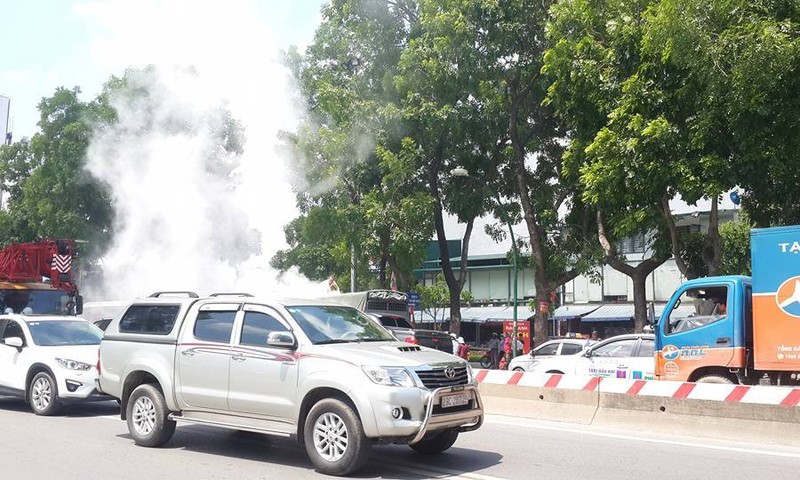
[286, 305, 396, 344]
[26, 320, 103, 346]
[0, 289, 74, 315]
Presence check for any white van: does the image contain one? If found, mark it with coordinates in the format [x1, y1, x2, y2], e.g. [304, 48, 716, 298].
[79, 300, 128, 331]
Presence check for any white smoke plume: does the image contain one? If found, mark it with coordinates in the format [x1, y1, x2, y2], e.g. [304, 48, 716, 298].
[77, 0, 330, 299]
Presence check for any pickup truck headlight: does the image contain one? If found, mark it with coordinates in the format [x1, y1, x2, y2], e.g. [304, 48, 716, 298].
[55, 358, 93, 371]
[362, 366, 416, 387]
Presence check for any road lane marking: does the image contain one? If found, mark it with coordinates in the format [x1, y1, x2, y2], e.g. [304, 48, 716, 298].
[372, 454, 507, 480]
[485, 414, 800, 459]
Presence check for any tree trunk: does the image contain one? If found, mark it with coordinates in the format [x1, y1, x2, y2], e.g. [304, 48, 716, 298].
[428, 141, 473, 336]
[631, 271, 649, 333]
[597, 211, 669, 332]
[661, 194, 695, 280]
[703, 196, 722, 276]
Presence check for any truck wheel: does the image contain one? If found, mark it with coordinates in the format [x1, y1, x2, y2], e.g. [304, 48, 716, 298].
[126, 384, 176, 447]
[410, 428, 459, 454]
[29, 371, 63, 416]
[303, 398, 370, 476]
[696, 375, 735, 384]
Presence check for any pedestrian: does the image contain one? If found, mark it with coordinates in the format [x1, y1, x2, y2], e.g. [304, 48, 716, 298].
[450, 332, 459, 356]
[488, 332, 501, 369]
[503, 333, 512, 363]
[513, 333, 524, 356]
[457, 337, 470, 360]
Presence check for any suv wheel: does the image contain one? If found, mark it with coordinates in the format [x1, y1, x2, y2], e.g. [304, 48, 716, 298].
[409, 428, 459, 454]
[29, 371, 62, 416]
[303, 398, 370, 476]
[127, 384, 176, 447]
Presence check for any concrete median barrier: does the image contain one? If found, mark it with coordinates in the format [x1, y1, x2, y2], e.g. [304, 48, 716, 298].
[475, 369, 800, 446]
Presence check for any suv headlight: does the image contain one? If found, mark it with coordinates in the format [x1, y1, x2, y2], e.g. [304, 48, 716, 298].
[466, 363, 474, 383]
[55, 358, 93, 371]
[362, 366, 416, 387]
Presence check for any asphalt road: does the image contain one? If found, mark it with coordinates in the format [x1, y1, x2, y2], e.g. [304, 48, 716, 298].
[2, 397, 799, 479]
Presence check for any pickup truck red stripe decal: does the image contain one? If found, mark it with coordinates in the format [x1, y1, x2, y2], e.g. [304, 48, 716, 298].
[672, 382, 696, 399]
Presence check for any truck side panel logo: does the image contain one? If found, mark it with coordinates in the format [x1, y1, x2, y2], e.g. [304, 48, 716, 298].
[776, 276, 800, 318]
[662, 345, 680, 361]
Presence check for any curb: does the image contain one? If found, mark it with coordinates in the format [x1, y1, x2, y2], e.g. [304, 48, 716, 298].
[474, 369, 800, 445]
[475, 369, 800, 406]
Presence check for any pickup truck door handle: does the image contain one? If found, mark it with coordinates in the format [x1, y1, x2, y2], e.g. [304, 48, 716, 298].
[716, 337, 731, 345]
[231, 354, 246, 362]
[181, 349, 195, 357]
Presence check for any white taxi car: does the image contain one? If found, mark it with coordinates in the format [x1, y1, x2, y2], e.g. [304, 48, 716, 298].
[0, 314, 107, 415]
[529, 333, 655, 380]
[507, 338, 589, 372]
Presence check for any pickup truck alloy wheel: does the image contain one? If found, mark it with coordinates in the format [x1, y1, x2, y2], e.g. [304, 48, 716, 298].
[314, 412, 348, 461]
[29, 372, 62, 416]
[126, 384, 176, 447]
[304, 398, 370, 476]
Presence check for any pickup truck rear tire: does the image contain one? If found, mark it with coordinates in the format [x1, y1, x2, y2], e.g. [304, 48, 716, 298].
[126, 384, 176, 447]
[409, 428, 459, 454]
[303, 398, 370, 476]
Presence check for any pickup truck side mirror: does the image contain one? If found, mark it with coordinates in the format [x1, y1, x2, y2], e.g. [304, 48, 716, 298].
[3, 337, 24, 351]
[267, 331, 297, 348]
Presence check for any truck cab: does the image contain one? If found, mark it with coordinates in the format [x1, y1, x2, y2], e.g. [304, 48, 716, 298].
[654, 275, 751, 383]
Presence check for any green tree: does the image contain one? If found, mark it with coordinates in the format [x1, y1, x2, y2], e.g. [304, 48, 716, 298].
[277, 1, 434, 292]
[645, 0, 800, 227]
[0, 87, 114, 256]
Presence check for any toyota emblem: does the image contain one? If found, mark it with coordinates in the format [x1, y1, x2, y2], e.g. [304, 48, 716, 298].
[444, 367, 456, 379]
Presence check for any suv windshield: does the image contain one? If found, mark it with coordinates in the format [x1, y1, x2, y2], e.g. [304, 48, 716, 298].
[27, 320, 103, 346]
[287, 305, 395, 344]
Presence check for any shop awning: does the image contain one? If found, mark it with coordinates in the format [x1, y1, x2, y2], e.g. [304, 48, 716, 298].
[581, 305, 635, 322]
[414, 305, 537, 324]
[553, 304, 601, 320]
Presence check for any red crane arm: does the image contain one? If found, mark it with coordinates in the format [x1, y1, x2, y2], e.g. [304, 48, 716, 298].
[0, 239, 77, 293]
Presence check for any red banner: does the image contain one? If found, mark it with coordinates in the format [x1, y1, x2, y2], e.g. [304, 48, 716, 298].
[503, 321, 531, 354]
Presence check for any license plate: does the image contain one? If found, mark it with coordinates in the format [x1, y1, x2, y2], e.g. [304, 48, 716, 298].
[441, 393, 470, 408]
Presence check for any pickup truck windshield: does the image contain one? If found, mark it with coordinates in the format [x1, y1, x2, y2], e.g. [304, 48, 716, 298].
[27, 320, 103, 346]
[287, 305, 396, 344]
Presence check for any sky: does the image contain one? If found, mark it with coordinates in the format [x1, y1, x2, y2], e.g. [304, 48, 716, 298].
[0, 0, 333, 299]
[0, 0, 325, 139]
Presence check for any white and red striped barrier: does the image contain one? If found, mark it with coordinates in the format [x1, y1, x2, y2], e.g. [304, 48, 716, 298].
[474, 369, 800, 407]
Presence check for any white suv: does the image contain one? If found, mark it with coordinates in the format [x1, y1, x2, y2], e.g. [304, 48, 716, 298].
[0, 314, 108, 415]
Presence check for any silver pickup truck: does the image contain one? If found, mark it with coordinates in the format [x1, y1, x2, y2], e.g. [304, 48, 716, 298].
[97, 293, 483, 476]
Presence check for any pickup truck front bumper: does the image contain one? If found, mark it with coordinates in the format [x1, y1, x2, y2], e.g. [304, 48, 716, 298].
[410, 384, 483, 444]
[358, 382, 483, 442]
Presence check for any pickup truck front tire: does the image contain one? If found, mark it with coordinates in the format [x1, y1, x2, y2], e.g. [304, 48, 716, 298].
[127, 384, 176, 447]
[303, 398, 370, 476]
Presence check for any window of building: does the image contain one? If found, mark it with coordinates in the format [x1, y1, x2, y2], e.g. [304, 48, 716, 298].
[619, 234, 646, 254]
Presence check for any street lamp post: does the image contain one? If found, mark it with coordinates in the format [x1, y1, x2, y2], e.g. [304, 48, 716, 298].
[450, 167, 519, 357]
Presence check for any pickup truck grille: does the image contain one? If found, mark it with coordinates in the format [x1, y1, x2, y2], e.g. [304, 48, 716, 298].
[416, 366, 469, 388]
